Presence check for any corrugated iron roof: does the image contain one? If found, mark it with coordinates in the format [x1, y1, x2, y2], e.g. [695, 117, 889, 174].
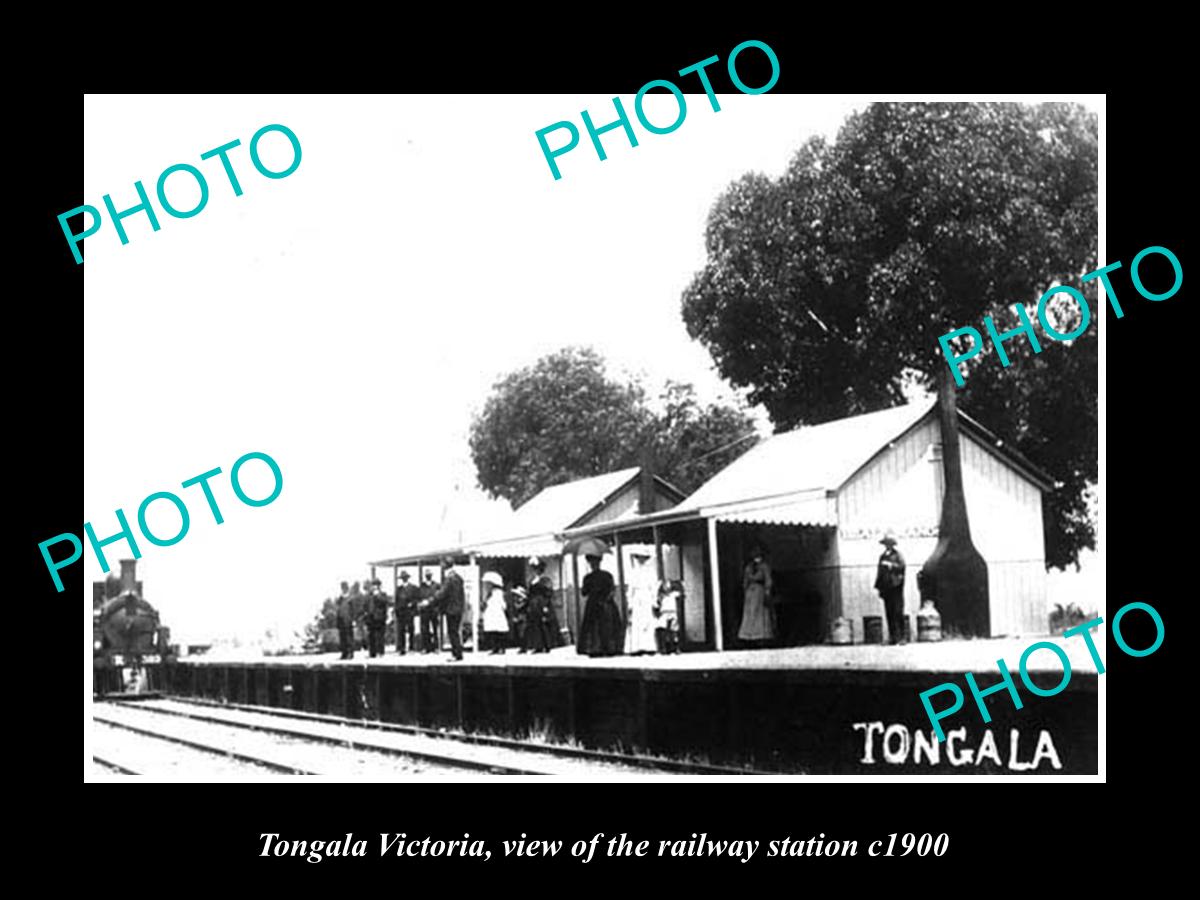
[474, 467, 642, 542]
[369, 545, 468, 567]
[466, 534, 564, 560]
[560, 400, 1053, 538]
[373, 402, 1055, 567]
[372, 468, 675, 567]
[681, 401, 937, 512]
[710, 493, 837, 526]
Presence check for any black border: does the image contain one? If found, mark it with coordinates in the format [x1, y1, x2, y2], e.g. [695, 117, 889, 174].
[42, 32, 1185, 884]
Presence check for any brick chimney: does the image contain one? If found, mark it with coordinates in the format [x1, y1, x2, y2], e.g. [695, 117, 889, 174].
[637, 449, 656, 515]
[119, 559, 138, 594]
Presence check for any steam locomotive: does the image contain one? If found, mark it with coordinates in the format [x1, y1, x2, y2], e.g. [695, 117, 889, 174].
[93, 559, 173, 695]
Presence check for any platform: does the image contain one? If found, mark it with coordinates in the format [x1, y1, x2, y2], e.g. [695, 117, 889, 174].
[144, 638, 1099, 775]
[190, 637, 1102, 676]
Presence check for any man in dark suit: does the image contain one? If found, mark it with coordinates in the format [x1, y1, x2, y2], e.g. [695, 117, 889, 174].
[431, 556, 465, 661]
[365, 578, 389, 658]
[875, 532, 907, 644]
[418, 571, 439, 652]
[394, 571, 420, 654]
[335, 582, 355, 660]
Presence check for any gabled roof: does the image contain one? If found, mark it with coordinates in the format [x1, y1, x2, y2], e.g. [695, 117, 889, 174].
[369, 545, 469, 568]
[680, 401, 936, 512]
[471, 467, 685, 547]
[678, 399, 1054, 516]
[507, 467, 644, 535]
[371, 467, 687, 566]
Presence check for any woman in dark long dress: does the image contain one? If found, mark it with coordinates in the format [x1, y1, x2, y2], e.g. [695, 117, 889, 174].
[509, 587, 528, 653]
[523, 557, 559, 653]
[577, 554, 623, 656]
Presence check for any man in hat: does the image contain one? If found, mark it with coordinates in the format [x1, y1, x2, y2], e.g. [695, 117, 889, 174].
[875, 532, 907, 644]
[394, 571, 421, 654]
[430, 556, 465, 661]
[335, 581, 355, 660]
[365, 578, 389, 658]
[418, 571, 439, 652]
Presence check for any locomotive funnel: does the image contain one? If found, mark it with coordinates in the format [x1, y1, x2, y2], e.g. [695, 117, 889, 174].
[119, 559, 138, 594]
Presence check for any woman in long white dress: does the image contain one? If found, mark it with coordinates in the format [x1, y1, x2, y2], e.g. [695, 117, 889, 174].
[480, 572, 510, 654]
[625, 551, 660, 655]
[738, 546, 775, 644]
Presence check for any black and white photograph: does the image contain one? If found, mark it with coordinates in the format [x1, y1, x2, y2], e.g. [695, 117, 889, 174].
[76, 92, 1108, 781]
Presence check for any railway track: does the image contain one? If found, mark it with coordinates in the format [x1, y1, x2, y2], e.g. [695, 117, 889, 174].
[93, 714, 321, 775]
[92, 755, 138, 775]
[92, 702, 541, 776]
[92, 696, 769, 776]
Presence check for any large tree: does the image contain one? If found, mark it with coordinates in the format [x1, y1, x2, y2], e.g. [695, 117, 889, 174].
[470, 347, 756, 507]
[650, 380, 760, 500]
[682, 102, 1097, 570]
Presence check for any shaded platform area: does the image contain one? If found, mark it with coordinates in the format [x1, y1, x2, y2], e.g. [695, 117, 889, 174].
[146, 639, 1098, 774]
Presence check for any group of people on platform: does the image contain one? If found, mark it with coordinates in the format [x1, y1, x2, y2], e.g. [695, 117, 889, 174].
[393, 564, 466, 659]
[333, 536, 907, 660]
[335, 561, 465, 661]
[577, 551, 682, 657]
[732, 537, 908, 646]
[333, 552, 684, 662]
[479, 552, 683, 658]
[479, 557, 561, 654]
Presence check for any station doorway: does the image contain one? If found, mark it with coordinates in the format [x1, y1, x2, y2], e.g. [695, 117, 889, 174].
[715, 522, 839, 649]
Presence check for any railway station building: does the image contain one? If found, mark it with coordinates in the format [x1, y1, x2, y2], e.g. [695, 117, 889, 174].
[370, 467, 684, 648]
[371, 399, 1053, 652]
[562, 399, 1054, 649]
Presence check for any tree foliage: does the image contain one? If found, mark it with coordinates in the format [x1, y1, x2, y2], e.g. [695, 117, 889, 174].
[651, 381, 759, 500]
[303, 581, 366, 651]
[470, 347, 757, 507]
[303, 597, 338, 650]
[681, 102, 1097, 569]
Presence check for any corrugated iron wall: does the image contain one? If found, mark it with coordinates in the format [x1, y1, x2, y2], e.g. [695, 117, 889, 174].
[835, 420, 1047, 640]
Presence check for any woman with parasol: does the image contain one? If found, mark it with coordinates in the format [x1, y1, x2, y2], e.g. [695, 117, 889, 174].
[575, 538, 623, 657]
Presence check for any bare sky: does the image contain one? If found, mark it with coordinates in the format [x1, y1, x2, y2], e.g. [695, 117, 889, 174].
[83, 94, 1101, 642]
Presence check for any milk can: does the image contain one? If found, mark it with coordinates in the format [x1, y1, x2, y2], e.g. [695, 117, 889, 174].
[917, 600, 942, 642]
[915, 568, 942, 642]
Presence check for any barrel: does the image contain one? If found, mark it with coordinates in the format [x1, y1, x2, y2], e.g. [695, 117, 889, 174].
[863, 615, 884, 644]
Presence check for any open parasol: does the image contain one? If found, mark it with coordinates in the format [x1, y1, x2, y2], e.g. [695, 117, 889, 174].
[570, 537, 611, 557]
